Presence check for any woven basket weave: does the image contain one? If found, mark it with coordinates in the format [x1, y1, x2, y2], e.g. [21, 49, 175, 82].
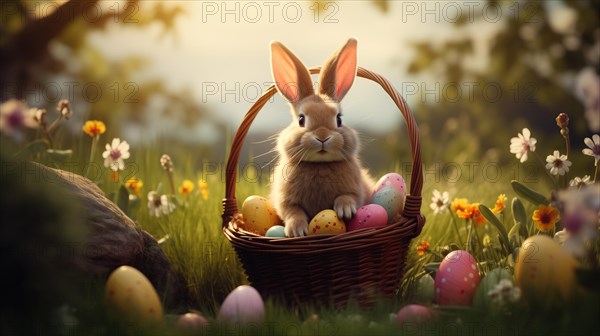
[221, 66, 425, 307]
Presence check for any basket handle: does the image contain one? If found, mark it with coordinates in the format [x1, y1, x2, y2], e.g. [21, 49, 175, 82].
[222, 67, 424, 229]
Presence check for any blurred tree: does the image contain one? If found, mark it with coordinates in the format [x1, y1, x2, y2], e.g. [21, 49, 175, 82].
[0, 0, 224, 146]
[379, 0, 599, 168]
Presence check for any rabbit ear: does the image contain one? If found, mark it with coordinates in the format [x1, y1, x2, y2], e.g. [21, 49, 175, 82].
[270, 42, 314, 103]
[318, 38, 358, 101]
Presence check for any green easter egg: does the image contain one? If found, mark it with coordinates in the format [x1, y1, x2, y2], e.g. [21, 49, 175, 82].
[265, 225, 286, 238]
[370, 186, 403, 224]
[411, 275, 435, 304]
[473, 268, 513, 309]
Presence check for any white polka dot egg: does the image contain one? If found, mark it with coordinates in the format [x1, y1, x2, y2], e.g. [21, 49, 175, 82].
[373, 172, 406, 195]
[434, 250, 480, 305]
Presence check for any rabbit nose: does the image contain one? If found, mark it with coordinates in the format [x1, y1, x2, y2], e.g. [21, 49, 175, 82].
[317, 137, 331, 144]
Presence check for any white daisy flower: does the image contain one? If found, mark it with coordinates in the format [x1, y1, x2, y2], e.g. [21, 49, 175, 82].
[569, 175, 592, 188]
[430, 189, 450, 214]
[582, 134, 600, 166]
[545, 150, 572, 176]
[509, 128, 537, 163]
[147, 191, 176, 217]
[102, 138, 130, 171]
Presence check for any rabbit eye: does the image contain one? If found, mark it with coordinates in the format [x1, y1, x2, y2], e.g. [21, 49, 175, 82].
[298, 115, 305, 127]
[336, 114, 342, 127]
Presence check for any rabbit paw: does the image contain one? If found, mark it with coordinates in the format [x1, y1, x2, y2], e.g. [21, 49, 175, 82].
[334, 195, 357, 221]
[285, 217, 308, 237]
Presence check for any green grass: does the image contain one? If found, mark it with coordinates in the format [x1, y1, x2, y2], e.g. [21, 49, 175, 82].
[6, 132, 599, 335]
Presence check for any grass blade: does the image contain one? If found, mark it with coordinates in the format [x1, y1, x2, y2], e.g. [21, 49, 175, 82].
[511, 180, 549, 206]
[479, 204, 511, 255]
[511, 197, 529, 238]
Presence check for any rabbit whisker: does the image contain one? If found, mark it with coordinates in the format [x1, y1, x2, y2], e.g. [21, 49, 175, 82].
[253, 148, 278, 159]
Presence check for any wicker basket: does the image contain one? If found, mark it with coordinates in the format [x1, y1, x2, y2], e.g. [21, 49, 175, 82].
[221, 66, 425, 307]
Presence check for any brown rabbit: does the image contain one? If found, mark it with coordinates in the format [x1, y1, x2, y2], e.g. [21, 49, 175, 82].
[269, 38, 373, 237]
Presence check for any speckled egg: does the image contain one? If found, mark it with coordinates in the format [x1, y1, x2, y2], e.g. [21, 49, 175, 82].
[176, 313, 209, 334]
[347, 204, 388, 231]
[105, 265, 164, 325]
[218, 285, 265, 324]
[473, 268, 513, 308]
[241, 195, 282, 235]
[308, 209, 346, 235]
[265, 225, 286, 238]
[515, 235, 578, 306]
[373, 173, 406, 195]
[395, 304, 436, 326]
[435, 250, 480, 306]
[370, 186, 405, 224]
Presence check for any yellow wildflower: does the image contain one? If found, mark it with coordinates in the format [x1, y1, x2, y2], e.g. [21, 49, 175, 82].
[125, 178, 143, 196]
[198, 180, 209, 200]
[178, 179, 194, 196]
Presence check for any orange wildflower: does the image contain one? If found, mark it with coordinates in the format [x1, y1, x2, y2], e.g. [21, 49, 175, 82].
[457, 203, 486, 226]
[451, 198, 469, 213]
[82, 120, 106, 137]
[416, 241, 430, 256]
[532, 205, 560, 232]
[492, 194, 507, 213]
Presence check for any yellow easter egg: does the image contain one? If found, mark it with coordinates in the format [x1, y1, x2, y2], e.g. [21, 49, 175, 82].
[515, 235, 579, 306]
[242, 195, 282, 235]
[308, 209, 346, 235]
[105, 266, 164, 325]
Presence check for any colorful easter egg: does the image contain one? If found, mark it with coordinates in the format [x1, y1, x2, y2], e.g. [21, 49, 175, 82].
[105, 265, 164, 325]
[410, 275, 435, 304]
[373, 173, 406, 195]
[435, 250, 480, 305]
[473, 268, 513, 308]
[370, 186, 405, 224]
[395, 304, 436, 326]
[176, 313, 209, 334]
[218, 285, 265, 324]
[308, 209, 346, 235]
[515, 235, 578, 306]
[265, 225, 286, 238]
[347, 204, 388, 231]
[242, 195, 282, 235]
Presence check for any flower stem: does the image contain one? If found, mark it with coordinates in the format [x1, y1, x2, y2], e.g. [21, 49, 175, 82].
[41, 124, 54, 149]
[561, 131, 570, 159]
[450, 213, 465, 247]
[47, 114, 63, 133]
[85, 135, 99, 179]
[465, 220, 473, 254]
[473, 225, 484, 257]
[593, 164, 598, 183]
[167, 171, 176, 195]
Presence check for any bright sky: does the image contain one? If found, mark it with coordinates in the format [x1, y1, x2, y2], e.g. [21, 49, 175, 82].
[88, 1, 504, 143]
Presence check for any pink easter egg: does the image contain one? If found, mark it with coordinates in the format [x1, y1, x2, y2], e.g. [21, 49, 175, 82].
[347, 204, 388, 231]
[218, 285, 265, 324]
[396, 304, 436, 325]
[434, 250, 480, 306]
[373, 173, 406, 195]
[176, 313, 209, 334]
